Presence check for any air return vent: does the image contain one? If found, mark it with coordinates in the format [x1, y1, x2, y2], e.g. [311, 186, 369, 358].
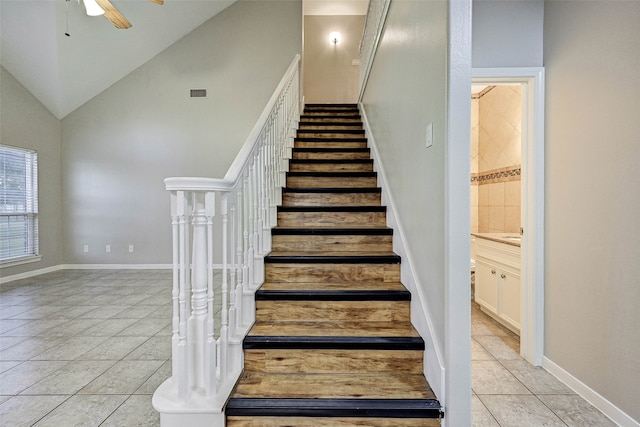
[190, 89, 207, 98]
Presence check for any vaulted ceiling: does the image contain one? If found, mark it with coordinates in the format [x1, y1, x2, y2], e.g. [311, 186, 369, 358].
[0, 0, 236, 119]
[0, 0, 368, 120]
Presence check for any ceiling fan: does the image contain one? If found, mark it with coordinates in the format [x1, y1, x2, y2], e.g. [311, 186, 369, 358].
[84, 0, 163, 29]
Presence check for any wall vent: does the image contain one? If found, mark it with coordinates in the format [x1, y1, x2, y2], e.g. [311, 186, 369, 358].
[190, 89, 207, 98]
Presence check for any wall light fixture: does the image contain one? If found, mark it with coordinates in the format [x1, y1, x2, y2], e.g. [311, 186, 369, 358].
[329, 32, 341, 45]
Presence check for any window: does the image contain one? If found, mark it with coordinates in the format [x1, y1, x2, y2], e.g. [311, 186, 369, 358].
[0, 145, 39, 265]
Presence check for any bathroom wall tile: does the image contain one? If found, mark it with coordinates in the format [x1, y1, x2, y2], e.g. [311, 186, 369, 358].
[478, 207, 489, 233]
[537, 394, 617, 426]
[472, 360, 530, 395]
[504, 207, 521, 233]
[478, 183, 489, 207]
[479, 395, 565, 427]
[0, 395, 69, 427]
[504, 180, 521, 207]
[501, 359, 575, 395]
[488, 206, 505, 232]
[32, 394, 127, 427]
[488, 183, 505, 207]
[471, 185, 478, 207]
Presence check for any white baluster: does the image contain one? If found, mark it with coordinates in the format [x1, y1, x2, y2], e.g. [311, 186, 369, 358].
[219, 194, 229, 382]
[173, 191, 189, 401]
[188, 192, 209, 393]
[228, 193, 237, 337]
[204, 192, 216, 398]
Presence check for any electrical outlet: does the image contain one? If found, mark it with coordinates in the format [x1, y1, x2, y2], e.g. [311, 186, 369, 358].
[128, 245, 134, 253]
[106, 245, 111, 253]
[83, 245, 89, 253]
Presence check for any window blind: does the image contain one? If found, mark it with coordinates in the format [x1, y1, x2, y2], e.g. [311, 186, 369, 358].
[0, 145, 39, 262]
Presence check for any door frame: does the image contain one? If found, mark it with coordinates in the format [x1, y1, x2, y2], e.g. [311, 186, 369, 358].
[472, 67, 545, 365]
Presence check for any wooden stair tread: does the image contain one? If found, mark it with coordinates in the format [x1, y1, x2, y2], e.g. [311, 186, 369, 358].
[265, 251, 400, 264]
[278, 205, 385, 212]
[231, 372, 436, 400]
[249, 320, 419, 337]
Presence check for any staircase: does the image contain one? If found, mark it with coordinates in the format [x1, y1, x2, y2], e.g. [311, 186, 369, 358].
[225, 104, 442, 426]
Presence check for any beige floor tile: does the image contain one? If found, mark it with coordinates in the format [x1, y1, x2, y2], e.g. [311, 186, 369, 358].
[474, 335, 521, 360]
[0, 395, 69, 427]
[31, 336, 108, 361]
[78, 336, 149, 360]
[472, 360, 530, 395]
[135, 360, 171, 394]
[100, 394, 160, 426]
[538, 394, 618, 426]
[501, 359, 575, 395]
[0, 360, 68, 395]
[471, 338, 495, 361]
[32, 394, 127, 427]
[479, 395, 565, 427]
[20, 360, 115, 395]
[124, 336, 171, 360]
[79, 360, 164, 394]
[472, 394, 500, 427]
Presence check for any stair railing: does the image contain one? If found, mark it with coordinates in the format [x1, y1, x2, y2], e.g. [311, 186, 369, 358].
[358, 0, 391, 101]
[153, 54, 300, 425]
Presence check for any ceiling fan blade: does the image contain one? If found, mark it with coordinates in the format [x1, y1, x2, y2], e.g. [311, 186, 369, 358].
[148, 0, 164, 4]
[94, 0, 132, 29]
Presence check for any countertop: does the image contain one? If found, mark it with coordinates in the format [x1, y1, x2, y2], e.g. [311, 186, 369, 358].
[472, 233, 521, 247]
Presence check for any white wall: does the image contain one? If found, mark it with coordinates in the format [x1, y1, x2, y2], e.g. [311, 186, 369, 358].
[544, 2, 640, 422]
[472, 0, 543, 68]
[61, 0, 302, 265]
[361, 0, 471, 424]
[303, 15, 365, 103]
[0, 67, 63, 277]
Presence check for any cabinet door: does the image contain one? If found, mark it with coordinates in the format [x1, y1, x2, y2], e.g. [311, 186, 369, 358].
[475, 259, 499, 313]
[500, 270, 521, 332]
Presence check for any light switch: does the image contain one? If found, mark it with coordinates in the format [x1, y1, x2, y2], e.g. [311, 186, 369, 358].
[426, 123, 433, 148]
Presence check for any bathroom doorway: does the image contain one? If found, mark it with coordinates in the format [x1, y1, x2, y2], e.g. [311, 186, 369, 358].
[471, 68, 545, 365]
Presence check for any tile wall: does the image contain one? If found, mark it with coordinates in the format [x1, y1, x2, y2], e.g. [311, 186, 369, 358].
[471, 86, 522, 234]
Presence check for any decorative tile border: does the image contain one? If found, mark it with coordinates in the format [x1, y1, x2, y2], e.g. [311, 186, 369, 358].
[471, 165, 521, 185]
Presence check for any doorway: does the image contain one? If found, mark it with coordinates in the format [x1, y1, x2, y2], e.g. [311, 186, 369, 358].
[471, 68, 545, 365]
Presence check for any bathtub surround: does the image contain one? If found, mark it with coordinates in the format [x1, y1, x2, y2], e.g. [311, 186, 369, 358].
[471, 85, 522, 234]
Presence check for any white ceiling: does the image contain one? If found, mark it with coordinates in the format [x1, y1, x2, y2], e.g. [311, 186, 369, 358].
[0, 0, 236, 119]
[303, 0, 368, 16]
[1, 0, 367, 119]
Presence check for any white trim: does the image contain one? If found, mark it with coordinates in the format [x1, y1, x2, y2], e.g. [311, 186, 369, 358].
[357, 0, 392, 102]
[0, 264, 62, 285]
[60, 264, 174, 270]
[543, 357, 640, 427]
[472, 67, 545, 365]
[0, 255, 42, 269]
[360, 105, 446, 401]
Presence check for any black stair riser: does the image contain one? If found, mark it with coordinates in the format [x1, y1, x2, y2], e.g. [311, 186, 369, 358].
[298, 130, 365, 135]
[286, 172, 377, 178]
[295, 137, 367, 143]
[243, 336, 423, 350]
[278, 206, 386, 213]
[272, 228, 392, 236]
[289, 159, 373, 165]
[255, 290, 409, 301]
[265, 255, 400, 264]
[283, 188, 380, 194]
[293, 148, 370, 153]
[299, 122, 362, 126]
[225, 398, 442, 418]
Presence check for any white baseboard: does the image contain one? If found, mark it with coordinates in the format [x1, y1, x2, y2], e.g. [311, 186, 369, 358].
[60, 264, 174, 270]
[543, 356, 639, 427]
[0, 265, 63, 285]
[0, 264, 230, 284]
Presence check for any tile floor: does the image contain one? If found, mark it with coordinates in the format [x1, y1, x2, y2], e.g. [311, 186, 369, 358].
[0, 269, 618, 426]
[0, 269, 172, 426]
[471, 302, 617, 426]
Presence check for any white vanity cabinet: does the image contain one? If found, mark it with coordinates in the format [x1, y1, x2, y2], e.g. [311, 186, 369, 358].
[473, 235, 521, 335]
